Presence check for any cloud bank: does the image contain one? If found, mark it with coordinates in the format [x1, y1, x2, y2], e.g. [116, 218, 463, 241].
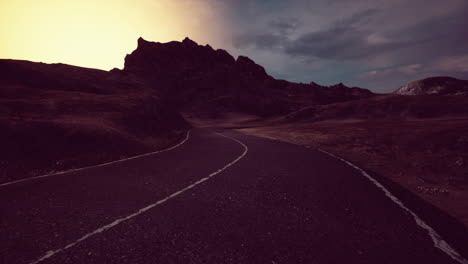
[209, 0, 468, 92]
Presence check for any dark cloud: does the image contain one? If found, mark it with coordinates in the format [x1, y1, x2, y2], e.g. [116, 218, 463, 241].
[393, 10, 468, 61]
[232, 17, 300, 50]
[233, 9, 410, 61]
[334, 8, 379, 27]
[232, 33, 286, 50]
[269, 18, 301, 35]
[283, 23, 408, 61]
[223, 0, 468, 91]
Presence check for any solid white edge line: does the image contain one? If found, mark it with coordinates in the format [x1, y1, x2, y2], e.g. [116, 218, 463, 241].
[0, 130, 192, 188]
[316, 148, 468, 264]
[29, 131, 248, 264]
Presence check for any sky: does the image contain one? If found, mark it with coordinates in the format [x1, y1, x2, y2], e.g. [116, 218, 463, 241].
[1, 0, 468, 92]
[0, 0, 227, 71]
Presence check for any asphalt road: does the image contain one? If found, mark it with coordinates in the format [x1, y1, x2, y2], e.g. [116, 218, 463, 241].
[1, 128, 467, 264]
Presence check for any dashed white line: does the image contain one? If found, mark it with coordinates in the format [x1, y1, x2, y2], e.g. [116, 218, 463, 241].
[317, 148, 468, 264]
[0, 130, 191, 188]
[29, 131, 248, 264]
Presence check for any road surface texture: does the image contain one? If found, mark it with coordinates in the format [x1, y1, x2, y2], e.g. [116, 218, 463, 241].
[1, 128, 468, 264]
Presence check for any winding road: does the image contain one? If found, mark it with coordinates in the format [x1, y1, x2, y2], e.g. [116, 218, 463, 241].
[1, 128, 467, 264]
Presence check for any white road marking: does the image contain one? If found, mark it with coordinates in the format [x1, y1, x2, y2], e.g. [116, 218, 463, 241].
[29, 131, 248, 264]
[317, 148, 468, 264]
[0, 130, 191, 188]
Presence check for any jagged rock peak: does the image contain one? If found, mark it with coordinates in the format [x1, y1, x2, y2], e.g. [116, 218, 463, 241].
[236, 56, 255, 64]
[236, 55, 269, 80]
[310, 81, 320, 87]
[330, 82, 346, 89]
[182, 37, 198, 46]
[137, 37, 151, 47]
[215, 49, 236, 64]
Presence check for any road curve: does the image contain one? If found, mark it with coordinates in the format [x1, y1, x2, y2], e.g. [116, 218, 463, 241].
[1, 128, 467, 264]
[0, 129, 192, 188]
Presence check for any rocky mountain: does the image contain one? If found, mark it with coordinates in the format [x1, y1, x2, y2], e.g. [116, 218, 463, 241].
[394, 76, 468, 96]
[122, 37, 375, 116]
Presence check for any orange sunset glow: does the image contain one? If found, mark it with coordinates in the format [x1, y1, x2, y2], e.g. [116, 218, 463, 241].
[0, 0, 225, 70]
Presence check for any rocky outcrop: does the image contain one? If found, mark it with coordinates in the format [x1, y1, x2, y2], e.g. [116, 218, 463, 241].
[394, 76, 468, 96]
[124, 37, 237, 80]
[123, 37, 375, 116]
[235, 56, 269, 80]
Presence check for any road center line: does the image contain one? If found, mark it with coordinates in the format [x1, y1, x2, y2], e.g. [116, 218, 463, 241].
[29, 131, 248, 264]
[317, 148, 468, 264]
[0, 130, 191, 188]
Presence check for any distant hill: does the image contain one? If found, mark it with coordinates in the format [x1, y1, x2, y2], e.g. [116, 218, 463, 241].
[122, 37, 374, 116]
[0, 59, 188, 183]
[394, 76, 468, 96]
[287, 94, 468, 122]
[288, 76, 468, 122]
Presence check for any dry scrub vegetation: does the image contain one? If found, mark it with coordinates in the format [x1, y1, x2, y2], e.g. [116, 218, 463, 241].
[238, 118, 468, 227]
